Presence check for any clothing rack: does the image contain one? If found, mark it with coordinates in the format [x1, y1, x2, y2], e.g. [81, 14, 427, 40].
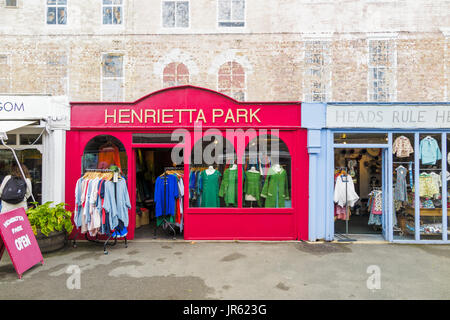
[154, 168, 182, 239]
[72, 169, 128, 254]
[334, 167, 356, 242]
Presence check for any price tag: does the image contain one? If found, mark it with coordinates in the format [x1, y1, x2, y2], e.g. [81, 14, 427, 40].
[113, 172, 119, 182]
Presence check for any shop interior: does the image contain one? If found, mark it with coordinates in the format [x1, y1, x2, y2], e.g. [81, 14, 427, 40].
[334, 147, 384, 237]
[134, 147, 184, 240]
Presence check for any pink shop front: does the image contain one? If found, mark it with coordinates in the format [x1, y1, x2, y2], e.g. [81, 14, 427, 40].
[65, 86, 309, 241]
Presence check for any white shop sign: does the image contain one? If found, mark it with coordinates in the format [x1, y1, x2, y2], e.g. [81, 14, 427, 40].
[0, 96, 69, 122]
[327, 105, 450, 129]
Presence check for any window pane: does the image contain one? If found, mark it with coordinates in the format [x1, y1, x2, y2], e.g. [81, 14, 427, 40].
[47, 7, 57, 24]
[47, 0, 56, 5]
[176, 1, 189, 27]
[6, 0, 17, 6]
[243, 135, 291, 208]
[57, 6, 67, 24]
[133, 133, 182, 144]
[113, 6, 122, 24]
[393, 133, 416, 240]
[103, 7, 113, 24]
[334, 133, 388, 144]
[218, 0, 231, 20]
[189, 135, 237, 208]
[103, 0, 112, 4]
[162, 1, 176, 27]
[418, 134, 442, 239]
[102, 54, 123, 77]
[102, 78, 123, 101]
[5, 134, 16, 145]
[219, 21, 244, 27]
[232, 0, 245, 20]
[57, 0, 67, 4]
[20, 134, 43, 145]
[82, 134, 127, 175]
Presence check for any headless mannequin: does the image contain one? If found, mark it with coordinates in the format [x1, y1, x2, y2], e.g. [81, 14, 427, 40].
[205, 165, 215, 175]
[245, 166, 259, 206]
[248, 166, 258, 173]
[230, 164, 237, 170]
[272, 163, 282, 173]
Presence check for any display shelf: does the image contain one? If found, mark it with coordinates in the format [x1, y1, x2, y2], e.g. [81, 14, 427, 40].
[405, 207, 450, 217]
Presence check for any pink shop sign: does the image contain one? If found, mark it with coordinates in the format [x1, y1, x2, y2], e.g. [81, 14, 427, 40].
[0, 208, 44, 279]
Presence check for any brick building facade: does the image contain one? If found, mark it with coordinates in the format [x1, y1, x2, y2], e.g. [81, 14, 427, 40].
[0, 0, 448, 103]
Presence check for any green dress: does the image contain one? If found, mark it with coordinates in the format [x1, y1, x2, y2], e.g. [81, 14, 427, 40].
[219, 168, 238, 207]
[244, 170, 262, 206]
[200, 170, 221, 207]
[261, 168, 290, 208]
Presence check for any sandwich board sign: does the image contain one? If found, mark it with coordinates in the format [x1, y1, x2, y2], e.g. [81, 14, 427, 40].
[0, 208, 44, 279]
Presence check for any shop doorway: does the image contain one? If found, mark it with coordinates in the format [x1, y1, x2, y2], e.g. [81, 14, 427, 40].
[134, 148, 184, 240]
[333, 147, 388, 241]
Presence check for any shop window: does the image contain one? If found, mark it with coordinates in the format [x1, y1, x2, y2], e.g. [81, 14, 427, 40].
[218, 0, 245, 27]
[101, 53, 124, 102]
[392, 133, 415, 240]
[189, 134, 237, 208]
[162, 1, 189, 28]
[102, 0, 123, 25]
[417, 133, 443, 239]
[133, 133, 182, 144]
[82, 135, 127, 176]
[368, 39, 396, 102]
[0, 54, 11, 93]
[45, 53, 68, 95]
[303, 40, 331, 102]
[0, 149, 42, 205]
[46, 0, 67, 25]
[218, 61, 245, 101]
[334, 133, 388, 144]
[163, 62, 189, 87]
[5, 134, 17, 145]
[243, 135, 291, 208]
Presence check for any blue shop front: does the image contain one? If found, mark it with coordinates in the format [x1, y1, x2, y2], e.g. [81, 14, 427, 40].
[303, 102, 450, 244]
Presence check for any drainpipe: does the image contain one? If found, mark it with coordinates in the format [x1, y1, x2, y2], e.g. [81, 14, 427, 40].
[0, 131, 36, 203]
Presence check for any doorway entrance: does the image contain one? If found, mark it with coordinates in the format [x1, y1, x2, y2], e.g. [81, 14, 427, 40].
[134, 148, 184, 240]
[333, 147, 388, 241]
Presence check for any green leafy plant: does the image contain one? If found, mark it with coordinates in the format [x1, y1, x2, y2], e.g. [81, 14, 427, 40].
[26, 201, 73, 237]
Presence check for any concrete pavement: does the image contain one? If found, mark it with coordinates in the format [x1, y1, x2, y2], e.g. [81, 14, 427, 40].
[0, 240, 449, 300]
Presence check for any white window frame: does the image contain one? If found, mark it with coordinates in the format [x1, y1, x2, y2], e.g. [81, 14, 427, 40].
[0, 53, 11, 94]
[45, 0, 68, 26]
[303, 40, 332, 102]
[101, 0, 124, 26]
[217, 61, 246, 101]
[161, 0, 190, 29]
[162, 62, 190, 88]
[45, 52, 69, 96]
[367, 38, 397, 102]
[101, 52, 125, 102]
[217, 0, 245, 28]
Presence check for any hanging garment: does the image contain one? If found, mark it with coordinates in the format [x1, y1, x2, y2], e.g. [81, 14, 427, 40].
[219, 168, 238, 207]
[368, 190, 383, 226]
[408, 162, 414, 189]
[419, 136, 441, 165]
[154, 174, 179, 217]
[244, 170, 262, 205]
[334, 204, 347, 220]
[200, 170, 221, 207]
[394, 166, 408, 202]
[97, 143, 122, 169]
[429, 172, 442, 199]
[103, 179, 131, 230]
[333, 174, 359, 208]
[261, 167, 290, 208]
[418, 173, 440, 198]
[392, 136, 414, 158]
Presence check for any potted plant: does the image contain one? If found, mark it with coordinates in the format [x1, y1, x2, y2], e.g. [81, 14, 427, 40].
[26, 201, 74, 253]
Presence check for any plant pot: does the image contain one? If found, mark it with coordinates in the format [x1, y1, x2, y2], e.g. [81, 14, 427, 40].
[35, 230, 67, 253]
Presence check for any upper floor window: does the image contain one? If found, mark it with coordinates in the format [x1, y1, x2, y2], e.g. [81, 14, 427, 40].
[45, 53, 68, 96]
[5, 0, 17, 7]
[103, 0, 123, 25]
[102, 53, 124, 102]
[163, 62, 189, 87]
[218, 61, 245, 101]
[218, 0, 245, 27]
[303, 40, 332, 102]
[47, 0, 67, 25]
[0, 54, 11, 93]
[162, 1, 189, 28]
[368, 39, 396, 102]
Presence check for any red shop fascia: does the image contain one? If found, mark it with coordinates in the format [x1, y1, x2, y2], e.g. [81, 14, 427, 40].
[65, 86, 309, 241]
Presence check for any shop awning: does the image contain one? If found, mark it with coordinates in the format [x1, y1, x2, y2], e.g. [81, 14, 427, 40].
[0, 121, 36, 133]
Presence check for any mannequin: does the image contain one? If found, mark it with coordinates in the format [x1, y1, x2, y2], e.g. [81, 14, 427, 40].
[244, 165, 262, 207]
[205, 165, 215, 175]
[230, 164, 237, 170]
[248, 166, 258, 173]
